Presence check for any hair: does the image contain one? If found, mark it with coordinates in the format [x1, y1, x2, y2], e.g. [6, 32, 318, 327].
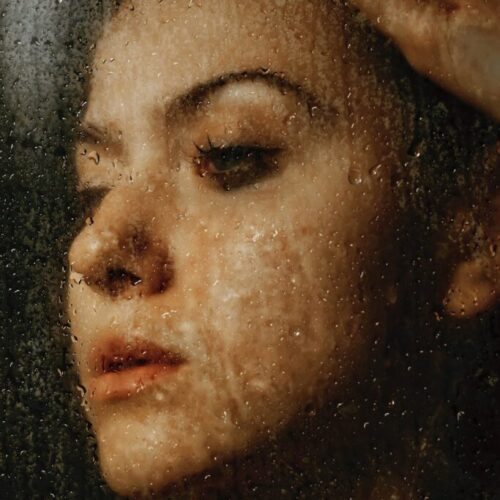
[345, 10, 500, 498]
[0, 0, 497, 497]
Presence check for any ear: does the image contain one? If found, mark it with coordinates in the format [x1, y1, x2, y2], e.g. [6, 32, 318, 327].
[444, 195, 500, 318]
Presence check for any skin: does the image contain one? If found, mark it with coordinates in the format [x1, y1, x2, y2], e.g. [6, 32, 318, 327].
[68, 0, 414, 496]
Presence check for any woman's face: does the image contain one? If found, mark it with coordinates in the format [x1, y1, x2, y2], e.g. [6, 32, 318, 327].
[68, 0, 406, 495]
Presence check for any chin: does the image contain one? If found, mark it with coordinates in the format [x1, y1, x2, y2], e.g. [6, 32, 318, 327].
[96, 417, 209, 496]
[92, 402, 252, 497]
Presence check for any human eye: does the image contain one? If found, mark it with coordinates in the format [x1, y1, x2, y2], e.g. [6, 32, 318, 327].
[193, 138, 282, 191]
[78, 186, 109, 224]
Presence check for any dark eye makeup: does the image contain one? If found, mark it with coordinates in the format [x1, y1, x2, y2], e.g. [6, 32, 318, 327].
[193, 138, 282, 191]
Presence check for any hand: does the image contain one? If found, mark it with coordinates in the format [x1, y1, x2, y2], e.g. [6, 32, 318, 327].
[350, 0, 500, 121]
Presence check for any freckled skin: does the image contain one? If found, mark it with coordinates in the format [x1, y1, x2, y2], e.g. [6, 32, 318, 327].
[68, 0, 408, 496]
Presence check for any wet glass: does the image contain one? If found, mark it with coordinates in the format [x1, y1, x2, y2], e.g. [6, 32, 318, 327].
[1, 1, 498, 498]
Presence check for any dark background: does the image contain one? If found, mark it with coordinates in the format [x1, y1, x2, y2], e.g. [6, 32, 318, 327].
[0, 1, 115, 497]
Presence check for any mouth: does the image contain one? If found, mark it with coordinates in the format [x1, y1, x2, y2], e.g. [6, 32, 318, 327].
[87, 338, 186, 402]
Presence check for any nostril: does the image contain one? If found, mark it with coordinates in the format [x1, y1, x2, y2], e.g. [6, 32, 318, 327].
[84, 255, 174, 298]
[106, 267, 143, 292]
[107, 267, 142, 286]
[73, 220, 174, 298]
[88, 266, 144, 297]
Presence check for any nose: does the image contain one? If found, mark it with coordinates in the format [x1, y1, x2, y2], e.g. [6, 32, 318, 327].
[69, 186, 173, 299]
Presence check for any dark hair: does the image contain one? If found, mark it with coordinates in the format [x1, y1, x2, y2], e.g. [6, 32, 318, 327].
[344, 10, 499, 497]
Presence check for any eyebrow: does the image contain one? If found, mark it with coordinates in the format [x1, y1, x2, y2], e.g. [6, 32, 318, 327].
[169, 68, 328, 117]
[76, 123, 122, 148]
[79, 68, 333, 143]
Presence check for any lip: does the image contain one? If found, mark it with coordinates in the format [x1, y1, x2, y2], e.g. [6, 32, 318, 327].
[87, 337, 186, 402]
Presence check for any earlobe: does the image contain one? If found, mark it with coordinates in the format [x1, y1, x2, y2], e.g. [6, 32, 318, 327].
[444, 255, 499, 318]
[444, 196, 500, 318]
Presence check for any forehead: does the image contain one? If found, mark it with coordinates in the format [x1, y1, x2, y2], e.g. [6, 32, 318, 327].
[86, 0, 345, 127]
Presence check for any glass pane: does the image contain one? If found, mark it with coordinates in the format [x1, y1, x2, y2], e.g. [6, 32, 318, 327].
[1, 1, 498, 497]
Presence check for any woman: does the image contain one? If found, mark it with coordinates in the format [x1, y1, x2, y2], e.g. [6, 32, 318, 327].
[62, 0, 499, 497]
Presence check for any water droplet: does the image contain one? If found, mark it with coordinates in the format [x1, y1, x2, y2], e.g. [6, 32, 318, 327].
[70, 271, 84, 284]
[434, 310, 443, 321]
[348, 166, 363, 185]
[308, 104, 319, 118]
[284, 112, 297, 126]
[369, 163, 383, 177]
[87, 150, 100, 164]
[386, 284, 398, 305]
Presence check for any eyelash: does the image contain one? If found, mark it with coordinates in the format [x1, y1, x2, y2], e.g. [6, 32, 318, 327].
[79, 186, 109, 222]
[193, 138, 281, 191]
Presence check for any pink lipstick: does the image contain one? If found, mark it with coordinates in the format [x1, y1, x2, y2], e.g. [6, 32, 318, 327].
[87, 338, 186, 402]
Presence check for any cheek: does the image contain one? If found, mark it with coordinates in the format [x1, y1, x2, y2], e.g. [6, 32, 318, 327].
[184, 215, 346, 428]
